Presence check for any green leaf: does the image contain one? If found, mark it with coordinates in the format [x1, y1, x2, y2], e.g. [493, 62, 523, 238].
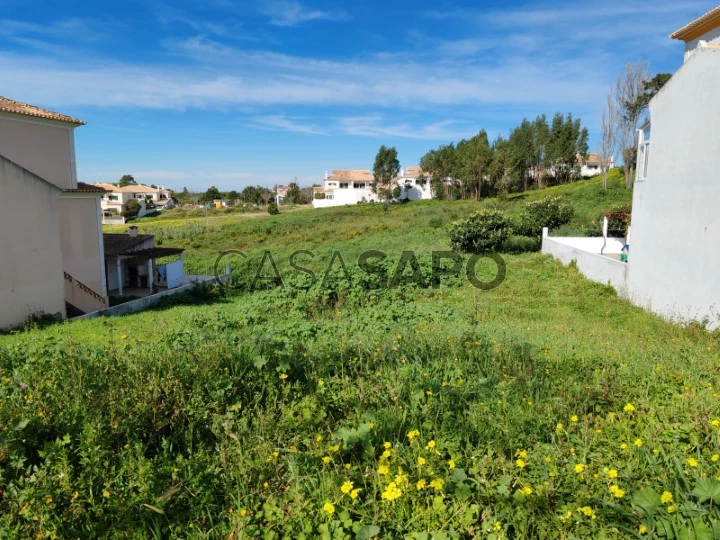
[355, 525, 380, 539]
[14, 419, 29, 431]
[693, 478, 720, 504]
[632, 487, 661, 515]
[253, 355, 268, 369]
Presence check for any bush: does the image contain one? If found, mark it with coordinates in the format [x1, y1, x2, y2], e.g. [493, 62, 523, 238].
[314, 193, 326, 200]
[603, 203, 632, 236]
[501, 235, 541, 253]
[449, 209, 511, 253]
[267, 202, 280, 215]
[515, 196, 574, 237]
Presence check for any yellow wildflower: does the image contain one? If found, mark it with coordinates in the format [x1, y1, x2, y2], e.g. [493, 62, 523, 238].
[516, 458, 526, 469]
[368, 422, 375, 429]
[322, 456, 332, 464]
[378, 465, 389, 475]
[46, 497, 53, 504]
[103, 490, 110, 498]
[418, 457, 427, 466]
[416, 479, 426, 490]
[426, 440, 436, 449]
[345, 463, 351, 470]
[382, 450, 392, 459]
[570, 415, 578, 423]
[447, 459, 456, 469]
[350, 488, 361, 500]
[574, 463, 586, 474]
[516, 449, 528, 459]
[712, 454, 719, 462]
[329, 444, 340, 453]
[711, 419, 720, 428]
[623, 403, 635, 413]
[272, 451, 279, 458]
[263, 482, 269, 489]
[239, 509, 247, 517]
[544, 456, 552, 463]
[493, 521, 502, 531]
[426, 390, 433, 396]
[121, 334, 128, 340]
[341, 481, 353, 494]
[317, 379, 325, 387]
[609, 485, 625, 498]
[316, 434, 323, 442]
[521, 486, 533, 495]
[323, 502, 335, 515]
[639, 524, 648, 535]
[620, 443, 628, 450]
[660, 491, 673, 504]
[380, 482, 402, 501]
[279, 373, 288, 380]
[384, 442, 392, 450]
[578, 506, 596, 519]
[429, 478, 444, 491]
[686, 457, 699, 468]
[606, 468, 618, 479]
[634, 438, 643, 448]
[556, 423, 564, 431]
[407, 429, 420, 441]
[667, 504, 677, 513]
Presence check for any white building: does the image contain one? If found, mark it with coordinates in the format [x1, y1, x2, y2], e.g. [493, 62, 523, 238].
[396, 167, 433, 201]
[578, 153, 615, 178]
[312, 170, 379, 208]
[542, 7, 720, 329]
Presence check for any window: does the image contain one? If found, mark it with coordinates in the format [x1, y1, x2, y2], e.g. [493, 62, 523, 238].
[109, 195, 119, 201]
[339, 182, 349, 189]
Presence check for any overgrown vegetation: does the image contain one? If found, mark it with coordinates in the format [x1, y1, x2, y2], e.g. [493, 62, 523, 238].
[4, 171, 714, 538]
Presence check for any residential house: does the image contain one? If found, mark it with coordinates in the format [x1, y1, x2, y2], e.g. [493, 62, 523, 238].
[276, 185, 290, 204]
[104, 227, 185, 297]
[578, 153, 615, 178]
[95, 182, 172, 216]
[0, 96, 108, 328]
[312, 170, 379, 208]
[542, 8, 720, 329]
[395, 167, 433, 201]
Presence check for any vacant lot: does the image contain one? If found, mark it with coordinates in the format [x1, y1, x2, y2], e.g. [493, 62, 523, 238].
[2, 172, 718, 538]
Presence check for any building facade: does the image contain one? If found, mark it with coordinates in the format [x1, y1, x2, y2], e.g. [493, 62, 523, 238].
[0, 96, 108, 328]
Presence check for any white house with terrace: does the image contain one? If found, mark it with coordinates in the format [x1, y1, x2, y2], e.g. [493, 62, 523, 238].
[542, 6, 720, 329]
[312, 167, 432, 208]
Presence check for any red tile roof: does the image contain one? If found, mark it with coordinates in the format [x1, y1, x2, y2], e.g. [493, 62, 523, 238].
[0, 96, 85, 126]
[64, 182, 107, 194]
[328, 169, 373, 182]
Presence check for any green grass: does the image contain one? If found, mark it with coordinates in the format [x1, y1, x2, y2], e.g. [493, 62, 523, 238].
[2, 172, 719, 538]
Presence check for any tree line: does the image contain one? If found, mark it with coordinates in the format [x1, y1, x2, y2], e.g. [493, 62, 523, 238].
[417, 113, 589, 200]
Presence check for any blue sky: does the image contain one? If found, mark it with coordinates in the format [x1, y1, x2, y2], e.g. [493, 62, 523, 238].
[0, 0, 707, 191]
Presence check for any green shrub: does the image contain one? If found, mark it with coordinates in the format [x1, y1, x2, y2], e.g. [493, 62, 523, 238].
[314, 192, 326, 199]
[449, 209, 511, 253]
[267, 202, 280, 215]
[515, 196, 574, 237]
[501, 235, 541, 253]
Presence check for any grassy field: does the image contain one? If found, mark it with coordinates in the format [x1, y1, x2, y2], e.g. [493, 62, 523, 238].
[2, 171, 719, 539]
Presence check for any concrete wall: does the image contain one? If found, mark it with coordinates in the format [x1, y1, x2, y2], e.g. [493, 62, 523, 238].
[628, 48, 720, 328]
[0, 156, 66, 329]
[312, 187, 379, 208]
[0, 115, 76, 190]
[58, 196, 107, 298]
[542, 237, 629, 292]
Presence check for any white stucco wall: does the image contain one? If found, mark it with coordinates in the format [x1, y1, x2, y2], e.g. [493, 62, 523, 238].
[542, 237, 629, 292]
[0, 115, 77, 190]
[0, 156, 66, 329]
[58, 196, 107, 299]
[312, 187, 379, 208]
[627, 48, 720, 328]
[684, 27, 720, 62]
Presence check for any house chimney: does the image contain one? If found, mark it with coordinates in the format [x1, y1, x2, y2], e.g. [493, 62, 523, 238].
[324, 171, 329, 180]
[129, 226, 138, 237]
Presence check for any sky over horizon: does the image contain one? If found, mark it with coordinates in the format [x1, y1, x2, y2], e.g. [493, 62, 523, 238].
[0, 0, 708, 191]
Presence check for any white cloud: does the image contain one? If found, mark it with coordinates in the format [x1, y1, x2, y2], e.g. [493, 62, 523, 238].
[249, 115, 324, 134]
[338, 116, 474, 140]
[258, 1, 348, 27]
